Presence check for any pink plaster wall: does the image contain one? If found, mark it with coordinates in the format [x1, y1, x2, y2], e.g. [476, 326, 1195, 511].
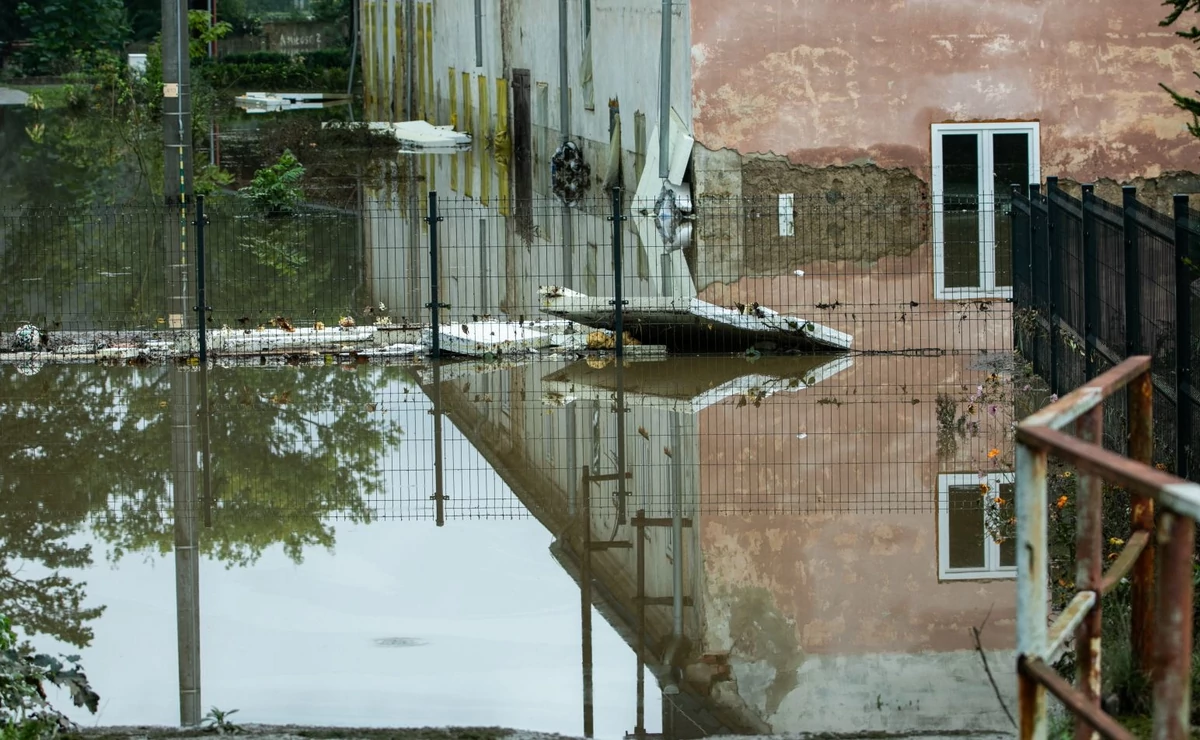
[691, 0, 1200, 181]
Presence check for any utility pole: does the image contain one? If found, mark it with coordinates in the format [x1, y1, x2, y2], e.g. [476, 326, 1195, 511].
[162, 0, 194, 332]
[162, 0, 201, 726]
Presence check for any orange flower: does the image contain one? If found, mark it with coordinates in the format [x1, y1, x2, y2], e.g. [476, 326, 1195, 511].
[987, 448, 1001, 459]
[1056, 495, 1068, 509]
[995, 497, 1006, 506]
[979, 483, 990, 495]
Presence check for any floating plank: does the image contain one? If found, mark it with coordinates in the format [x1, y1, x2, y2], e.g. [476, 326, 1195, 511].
[537, 287, 852, 353]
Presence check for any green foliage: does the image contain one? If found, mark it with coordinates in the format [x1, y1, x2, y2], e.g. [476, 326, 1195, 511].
[1162, 0, 1200, 138]
[240, 149, 305, 213]
[0, 612, 99, 736]
[196, 163, 236, 196]
[188, 10, 234, 63]
[241, 229, 309, 275]
[309, 0, 350, 42]
[202, 707, 242, 735]
[10, 47, 161, 205]
[15, 0, 130, 76]
[196, 58, 351, 94]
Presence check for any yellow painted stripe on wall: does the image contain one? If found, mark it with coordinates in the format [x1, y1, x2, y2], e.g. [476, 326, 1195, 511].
[463, 71, 473, 199]
[381, 0, 391, 119]
[398, 1, 408, 119]
[447, 68, 457, 192]
[415, 6, 426, 121]
[361, 0, 372, 114]
[478, 73, 490, 206]
[423, 2, 434, 123]
[495, 77, 510, 215]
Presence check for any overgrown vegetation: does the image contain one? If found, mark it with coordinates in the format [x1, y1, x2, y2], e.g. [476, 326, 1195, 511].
[4, 0, 128, 77]
[1162, 0, 1200, 136]
[943, 352, 1200, 733]
[0, 612, 99, 738]
[240, 149, 305, 214]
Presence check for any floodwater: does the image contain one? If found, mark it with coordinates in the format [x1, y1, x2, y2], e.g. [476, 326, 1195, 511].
[2, 353, 1019, 739]
[1, 84, 1022, 739]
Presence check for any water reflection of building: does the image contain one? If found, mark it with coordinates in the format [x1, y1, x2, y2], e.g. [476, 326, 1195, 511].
[420, 354, 1018, 737]
[2, 355, 1017, 735]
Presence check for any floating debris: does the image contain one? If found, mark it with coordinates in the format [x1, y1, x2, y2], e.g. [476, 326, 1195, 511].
[537, 287, 853, 353]
[235, 91, 352, 114]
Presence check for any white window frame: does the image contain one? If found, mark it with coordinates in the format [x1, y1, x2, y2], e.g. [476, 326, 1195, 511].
[937, 471, 1016, 581]
[931, 122, 1040, 301]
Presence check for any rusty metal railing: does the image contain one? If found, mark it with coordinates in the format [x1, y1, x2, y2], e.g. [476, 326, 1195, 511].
[1016, 355, 1200, 739]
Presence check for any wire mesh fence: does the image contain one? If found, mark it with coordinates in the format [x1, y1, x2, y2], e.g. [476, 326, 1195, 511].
[1012, 180, 1198, 479]
[2, 191, 1018, 356]
[0, 353, 1017, 524]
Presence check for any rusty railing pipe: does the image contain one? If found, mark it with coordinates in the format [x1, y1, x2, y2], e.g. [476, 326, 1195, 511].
[1074, 406, 1104, 740]
[1128, 369, 1156, 673]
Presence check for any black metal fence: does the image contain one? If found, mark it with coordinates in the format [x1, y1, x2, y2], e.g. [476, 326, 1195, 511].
[1011, 178, 1198, 479]
[0, 190, 1013, 357]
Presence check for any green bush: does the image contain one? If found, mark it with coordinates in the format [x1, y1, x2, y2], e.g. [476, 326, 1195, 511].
[239, 148, 305, 214]
[0, 613, 99, 737]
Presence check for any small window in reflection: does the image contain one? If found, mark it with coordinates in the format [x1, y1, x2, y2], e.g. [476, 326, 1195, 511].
[937, 472, 1017, 581]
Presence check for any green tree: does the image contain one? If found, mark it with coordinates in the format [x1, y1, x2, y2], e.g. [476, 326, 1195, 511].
[90, 366, 406, 567]
[0, 366, 162, 648]
[16, 0, 131, 75]
[1162, 0, 1200, 135]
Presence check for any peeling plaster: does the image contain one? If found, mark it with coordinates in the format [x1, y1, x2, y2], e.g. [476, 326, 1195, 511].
[691, 0, 1200, 181]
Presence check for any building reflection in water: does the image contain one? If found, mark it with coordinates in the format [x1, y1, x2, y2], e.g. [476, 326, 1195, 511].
[16, 347, 1016, 737]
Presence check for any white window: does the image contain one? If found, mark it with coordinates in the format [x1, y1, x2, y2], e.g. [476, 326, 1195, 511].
[937, 472, 1016, 581]
[931, 122, 1040, 301]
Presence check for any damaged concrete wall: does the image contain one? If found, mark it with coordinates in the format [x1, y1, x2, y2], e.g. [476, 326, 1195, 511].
[695, 353, 1018, 734]
[691, 0, 1200, 183]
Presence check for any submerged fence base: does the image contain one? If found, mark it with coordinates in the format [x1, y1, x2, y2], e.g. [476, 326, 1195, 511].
[0, 319, 672, 368]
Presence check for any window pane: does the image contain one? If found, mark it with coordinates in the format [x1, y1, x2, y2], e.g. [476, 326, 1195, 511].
[941, 134, 980, 289]
[998, 482, 1017, 567]
[992, 133, 1030, 289]
[948, 484, 986, 569]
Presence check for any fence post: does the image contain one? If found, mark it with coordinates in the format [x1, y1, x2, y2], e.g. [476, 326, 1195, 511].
[1123, 186, 1142, 356]
[1030, 183, 1045, 381]
[1129, 368, 1156, 674]
[1173, 194, 1193, 481]
[609, 186, 627, 357]
[426, 191, 446, 359]
[1153, 509, 1194, 739]
[430, 360, 446, 527]
[1011, 184, 1024, 347]
[1074, 406, 1104, 734]
[1082, 185, 1098, 380]
[1047, 177, 1061, 395]
[193, 195, 210, 363]
[1016, 441, 1050, 738]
